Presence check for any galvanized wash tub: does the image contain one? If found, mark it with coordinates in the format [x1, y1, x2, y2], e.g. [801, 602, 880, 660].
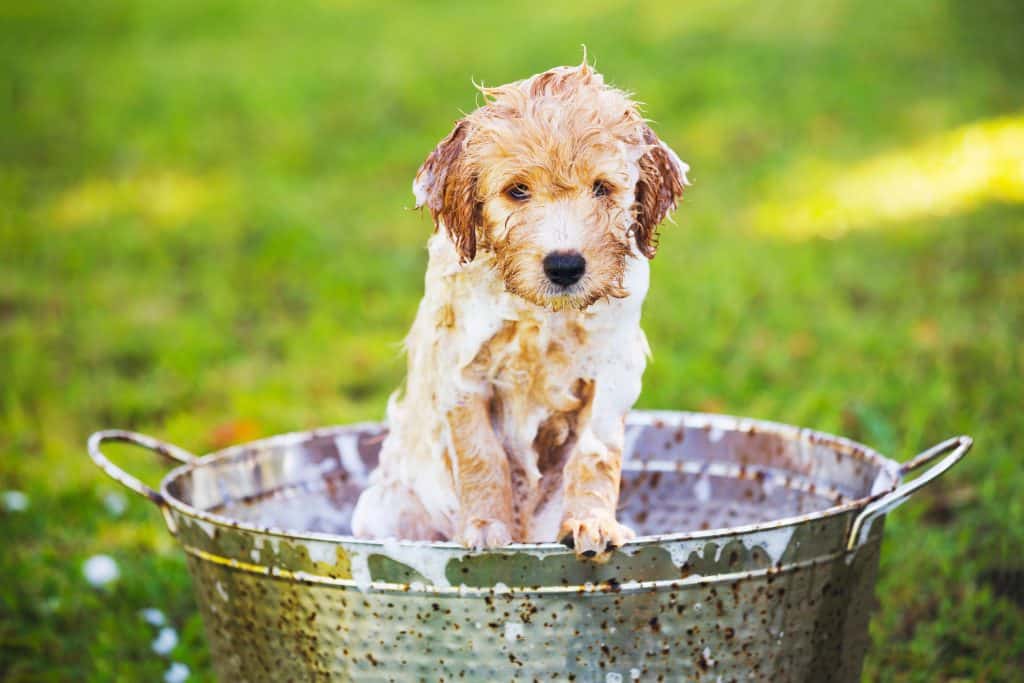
[88, 411, 971, 682]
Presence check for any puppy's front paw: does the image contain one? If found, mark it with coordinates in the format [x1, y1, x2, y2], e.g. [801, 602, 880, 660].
[456, 517, 513, 550]
[559, 515, 635, 562]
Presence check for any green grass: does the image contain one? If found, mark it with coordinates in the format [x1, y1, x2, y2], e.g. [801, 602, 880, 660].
[2, 0, 1022, 680]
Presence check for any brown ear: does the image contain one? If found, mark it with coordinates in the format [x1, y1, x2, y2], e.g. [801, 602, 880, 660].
[632, 127, 688, 259]
[413, 120, 480, 263]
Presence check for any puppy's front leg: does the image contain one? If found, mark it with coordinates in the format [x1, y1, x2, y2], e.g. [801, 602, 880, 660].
[448, 395, 515, 549]
[559, 418, 635, 561]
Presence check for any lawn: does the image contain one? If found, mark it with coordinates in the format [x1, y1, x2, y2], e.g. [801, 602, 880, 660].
[1, 0, 1022, 680]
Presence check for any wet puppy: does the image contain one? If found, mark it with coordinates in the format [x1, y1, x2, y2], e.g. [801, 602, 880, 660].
[352, 60, 688, 559]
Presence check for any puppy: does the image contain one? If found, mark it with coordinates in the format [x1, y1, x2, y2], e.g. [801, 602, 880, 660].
[351, 60, 688, 559]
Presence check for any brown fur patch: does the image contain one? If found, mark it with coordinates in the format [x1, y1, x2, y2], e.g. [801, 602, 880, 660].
[415, 121, 481, 263]
[632, 127, 685, 258]
[446, 397, 515, 544]
[522, 379, 596, 528]
[569, 320, 588, 346]
[439, 303, 455, 328]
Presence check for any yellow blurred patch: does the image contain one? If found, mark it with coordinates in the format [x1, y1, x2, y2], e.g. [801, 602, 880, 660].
[787, 330, 817, 359]
[51, 171, 224, 228]
[208, 419, 263, 450]
[752, 116, 1024, 238]
[698, 397, 727, 414]
[911, 319, 940, 350]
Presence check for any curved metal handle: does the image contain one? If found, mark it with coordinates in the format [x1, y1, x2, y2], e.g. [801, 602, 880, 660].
[87, 430, 197, 506]
[846, 435, 973, 551]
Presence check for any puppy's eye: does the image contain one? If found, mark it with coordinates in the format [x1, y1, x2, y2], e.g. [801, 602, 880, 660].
[505, 183, 531, 201]
[592, 180, 612, 198]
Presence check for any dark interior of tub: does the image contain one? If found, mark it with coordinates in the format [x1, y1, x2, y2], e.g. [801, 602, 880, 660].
[166, 413, 899, 538]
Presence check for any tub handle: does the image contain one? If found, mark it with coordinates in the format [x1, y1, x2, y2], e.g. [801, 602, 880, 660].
[846, 435, 972, 551]
[87, 430, 197, 507]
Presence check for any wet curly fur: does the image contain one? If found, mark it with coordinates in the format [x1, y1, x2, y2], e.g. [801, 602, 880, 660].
[351, 59, 688, 560]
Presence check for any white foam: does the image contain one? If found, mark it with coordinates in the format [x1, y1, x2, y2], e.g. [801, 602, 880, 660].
[379, 538, 461, 588]
[306, 541, 337, 566]
[666, 540, 705, 570]
[742, 526, 795, 566]
[348, 549, 372, 591]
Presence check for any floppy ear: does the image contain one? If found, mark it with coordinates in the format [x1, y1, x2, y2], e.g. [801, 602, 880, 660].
[413, 120, 480, 263]
[632, 127, 689, 259]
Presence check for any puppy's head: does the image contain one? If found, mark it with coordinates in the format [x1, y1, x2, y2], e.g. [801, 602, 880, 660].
[414, 61, 689, 311]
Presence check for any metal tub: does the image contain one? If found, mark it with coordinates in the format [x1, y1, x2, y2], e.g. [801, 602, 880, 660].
[88, 411, 971, 682]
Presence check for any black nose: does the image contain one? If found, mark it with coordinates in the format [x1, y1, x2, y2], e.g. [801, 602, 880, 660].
[543, 251, 586, 287]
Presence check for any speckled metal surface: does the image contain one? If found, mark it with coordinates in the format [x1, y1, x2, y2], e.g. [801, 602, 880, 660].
[88, 412, 971, 682]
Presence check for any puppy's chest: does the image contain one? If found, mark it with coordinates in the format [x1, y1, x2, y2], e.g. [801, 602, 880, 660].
[472, 311, 592, 415]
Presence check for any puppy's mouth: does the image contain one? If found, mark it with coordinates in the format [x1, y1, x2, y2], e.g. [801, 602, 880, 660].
[541, 284, 591, 312]
[505, 279, 628, 312]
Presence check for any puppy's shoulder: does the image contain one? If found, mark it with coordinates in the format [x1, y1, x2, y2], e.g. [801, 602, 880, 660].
[416, 234, 514, 365]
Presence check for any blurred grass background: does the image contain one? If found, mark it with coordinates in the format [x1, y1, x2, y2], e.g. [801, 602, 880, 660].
[1, 0, 1022, 680]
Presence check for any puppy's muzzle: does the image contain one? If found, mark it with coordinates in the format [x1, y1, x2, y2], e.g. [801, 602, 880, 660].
[543, 250, 586, 287]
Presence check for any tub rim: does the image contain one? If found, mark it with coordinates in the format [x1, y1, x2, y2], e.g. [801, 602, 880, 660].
[156, 410, 903, 554]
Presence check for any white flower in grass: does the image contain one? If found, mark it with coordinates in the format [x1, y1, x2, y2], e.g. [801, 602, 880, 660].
[103, 491, 127, 516]
[151, 627, 179, 655]
[140, 607, 166, 627]
[2, 490, 29, 512]
[82, 555, 120, 587]
[164, 662, 190, 683]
